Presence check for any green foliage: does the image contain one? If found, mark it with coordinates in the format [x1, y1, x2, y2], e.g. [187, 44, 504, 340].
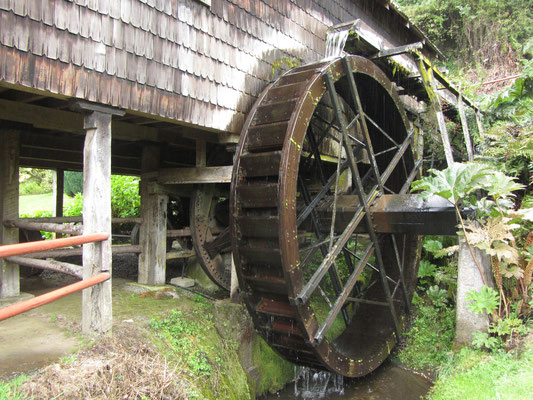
[61, 176, 140, 218]
[110, 175, 140, 218]
[396, 0, 531, 67]
[150, 302, 253, 400]
[398, 303, 456, 371]
[19, 168, 53, 195]
[428, 347, 533, 400]
[64, 170, 83, 197]
[150, 309, 212, 376]
[471, 331, 503, 351]
[427, 285, 449, 308]
[411, 162, 491, 205]
[466, 286, 499, 315]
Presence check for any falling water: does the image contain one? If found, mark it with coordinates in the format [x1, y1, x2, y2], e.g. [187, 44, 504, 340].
[324, 27, 351, 59]
[293, 366, 344, 399]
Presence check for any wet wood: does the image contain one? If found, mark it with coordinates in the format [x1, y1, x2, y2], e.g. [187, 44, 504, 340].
[239, 151, 282, 177]
[237, 183, 278, 208]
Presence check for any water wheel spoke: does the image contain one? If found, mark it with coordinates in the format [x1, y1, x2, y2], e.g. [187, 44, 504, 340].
[296, 162, 349, 227]
[314, 243, 375, 344]
[401, 159, 423, 194]
[363, 112, 400, 148]
[381, 129, 415, 185]
[298, 174, 350, 325]
[374, 145, 400, 158]
[295, 203, 366, 305]
[203, 226, 232, 258]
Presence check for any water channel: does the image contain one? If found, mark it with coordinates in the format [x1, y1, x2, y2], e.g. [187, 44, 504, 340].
[264, 361, 431, 399]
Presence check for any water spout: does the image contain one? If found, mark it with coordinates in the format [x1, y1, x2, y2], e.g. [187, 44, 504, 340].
[324, 22, 355, 59]
[294, 366, 344, 399]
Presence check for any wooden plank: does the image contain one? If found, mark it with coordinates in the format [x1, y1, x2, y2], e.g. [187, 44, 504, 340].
[158, 166, 233, 184]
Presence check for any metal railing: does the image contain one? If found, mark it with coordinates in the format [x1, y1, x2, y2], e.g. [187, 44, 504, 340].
[0, 233, 110, 322]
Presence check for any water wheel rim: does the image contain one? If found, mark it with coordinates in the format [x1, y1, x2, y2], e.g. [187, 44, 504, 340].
[231, 55, 421, 377]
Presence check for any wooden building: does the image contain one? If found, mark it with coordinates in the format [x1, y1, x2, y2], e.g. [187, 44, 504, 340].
[0, 0, 477, 350]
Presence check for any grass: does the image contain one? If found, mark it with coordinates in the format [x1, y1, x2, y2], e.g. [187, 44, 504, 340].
[428, 347, 533, 400]
[397, 302, 456, 373]
[19, 192, 76, 216]
[0, 375, 27, 400]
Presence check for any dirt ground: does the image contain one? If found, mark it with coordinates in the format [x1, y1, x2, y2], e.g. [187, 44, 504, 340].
[0, 253, 176, 379]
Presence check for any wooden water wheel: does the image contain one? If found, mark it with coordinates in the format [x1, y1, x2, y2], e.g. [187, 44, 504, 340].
[230, 56, 423, 377]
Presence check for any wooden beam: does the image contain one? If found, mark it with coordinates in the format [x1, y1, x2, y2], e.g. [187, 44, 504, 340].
[147, 182, 195, 198]
[158, 166, 233, 184]
[0, 98, 159, 141]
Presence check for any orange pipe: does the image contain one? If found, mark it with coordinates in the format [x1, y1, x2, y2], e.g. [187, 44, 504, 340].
[0, 272, 110, 322]
[0, 233, 109, 258]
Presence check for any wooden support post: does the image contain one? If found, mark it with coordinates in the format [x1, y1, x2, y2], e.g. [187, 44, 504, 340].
[416, 58, 454, 167]
[55, 168, 64, 218]
[76, 102, 123, 335]
[475, 111, 485, 138]
[139, 145, 168, 285]
[196, 139, 207, 167]
[0, 130, 20, 298]
[457, 94, 474, 161]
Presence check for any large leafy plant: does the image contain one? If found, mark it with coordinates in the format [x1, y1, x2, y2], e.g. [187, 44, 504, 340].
[412, 162, 532, 328]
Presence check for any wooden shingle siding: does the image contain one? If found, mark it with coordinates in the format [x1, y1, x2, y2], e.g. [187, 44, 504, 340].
[0, 0, 422, 134]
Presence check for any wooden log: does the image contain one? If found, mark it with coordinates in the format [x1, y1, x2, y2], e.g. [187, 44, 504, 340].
[0, 273, 110, 322]
[0, 130, 20, 298]
[158, 166, 233, 184]
[6, 256, 83, 278]
[22, 244, 141, 259]
[10, 217, 143, 224]
[4, 220, 83, 235]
